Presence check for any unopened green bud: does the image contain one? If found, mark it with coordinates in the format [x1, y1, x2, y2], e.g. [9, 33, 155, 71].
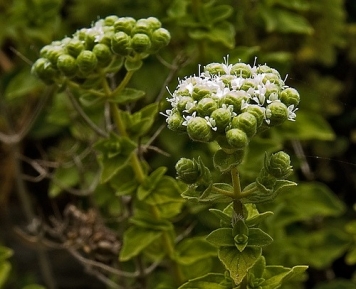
[192, 85, 211, 101]
[245, 105, 265, 128]
[111, 32, 131, 56]
[175, 158, 200, 184]
[262, 73, 283, 86]
[46, 45, 67, 66]
[76, 50, 98, 73]
[210, 107, 232, 131]
[146, 17, 162, 30]
[187, 117, 213, 142]
[197, 98, 218, 116]
[150, 28, 171, 52]
[266, 151, 292, 178]
[265, 102, 288, 126]
[204, 63, 226, 76]
[83, 29, 97, 50]
[256, 65, 274, 74]
[31, 58, 58, 84]
[265, 83, 280, 99]
[231, 112, 257, 138]
[92, 43, 112, 66]
[57, 54, 77, 77]
[104, 15, 119, 26]
[167, 112, 184, 131]
[220, 75, 236, 87]
[66, 38, 84, 57]
[230, 63, 252, 78]
[176, 96, 195, 113]
[220, 91, 249, 114]
[114, 17, 136, 34]
[131, 33, 151, 53]
[225, 128, 248, 149]
[280, 87, 300, 107]
[240, 79, 256, 91]
[131, 19, 152, 35]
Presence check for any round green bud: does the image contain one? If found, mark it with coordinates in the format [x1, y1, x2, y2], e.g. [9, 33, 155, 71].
[220, 91, 249, 114]
[150, 28, 171, 52]
[146, 17, 162, 30]
[240, 79, 256, 91]
[265, 102, 288, 126]
[204, 63, 226, 76]
[131, 33, 151, 53]
[230, 63, 252, 78]
[65, 38, 84, 57]
[92, 43, 112, 66]
[114, 17, 136, 34]
[31, 58, 58, 84]
[225, 128, 248, 149]
[176, 96, 195, 113]
[256, 65, 273, 74]
[111, 32, 131, 56]
[210, 107, 232, 131]
[104, 15, 120, 26]
[39, 45, 52, 58]
[76, 50, 98, 73]
[245, 105, 265, 128]
[197, 98, 218, 116]
[187, 117, 213, 142]
[192, 85, 211, 101]
[167, 111, 184, 131]
[231, 112, 257, 138]
[265, 83, 280, 99]
[46, 45, 67, 66]
[220, 75, 236, 88]
[266, 151, 292, 179]
[280, 87, 300, 107]
[263, 73, 283, 86]
[99, 29, 115, 46]
[83, 29, 97, 50]
[57, 54, 77, 77]
[131, 19, 152, 36]
[175, 158, 200, 184]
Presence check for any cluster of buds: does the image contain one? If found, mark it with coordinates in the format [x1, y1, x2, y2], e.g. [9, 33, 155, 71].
[31, 15, 171, 84]
[164, 59, 299, 153]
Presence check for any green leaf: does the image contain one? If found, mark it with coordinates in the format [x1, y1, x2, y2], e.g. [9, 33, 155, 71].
[121, 103, 159, 138]
[204, 4, 233, 24]
[109, 165, 138, 196]
[95, 135, 137, 183]
[0, 246, 13, 262]
[119, 226, 162, 261]
[175, 237, 217, 265]
[277, 111, 335, 141]
[49, 166, 80, 197]
[248, 228, 273, 247]
[206, 228, 234, 247]
[124, 58, 143, 71]
[137, 167, 167, 200]
[110, 87, 146, 105]
[313, 279, 356, 289]
[0, 262, 11, 289]
[189, 22, 235, 49]
[218, 246, 262, 284]
[167, 0, 189, 18]
[209, 208, 232, 226]
[178, 273, 231, 289]
[262, 265, 308, 289]
[260, 6, 313, 34]
[130, 213, 173, 231]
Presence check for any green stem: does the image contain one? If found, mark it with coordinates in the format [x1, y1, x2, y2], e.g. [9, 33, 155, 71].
[112, 70, 134, 96]
[231, 166, 242, 199]
[239, 184, 259, 199]
[67, 80, 106, 98]
[211, 185, 235, 199]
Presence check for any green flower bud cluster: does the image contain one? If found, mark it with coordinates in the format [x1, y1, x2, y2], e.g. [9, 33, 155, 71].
[32, 15, 171, 84]
[164, 58, 299, 150]
[256, 151, 293, 190]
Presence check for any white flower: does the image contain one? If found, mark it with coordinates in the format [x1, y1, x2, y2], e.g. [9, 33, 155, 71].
[204, 116, 217, 131]
[287, 105, 298, 121]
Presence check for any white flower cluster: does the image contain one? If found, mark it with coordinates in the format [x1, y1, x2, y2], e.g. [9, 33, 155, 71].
[163, 58, 300, 143]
